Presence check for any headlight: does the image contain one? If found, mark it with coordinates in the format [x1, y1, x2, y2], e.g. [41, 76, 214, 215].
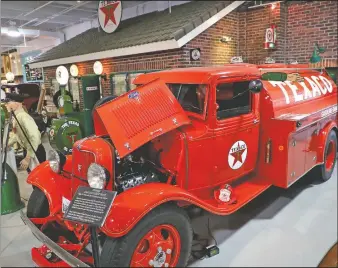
[87, 163, 109, 189]
[47, 150, 66, 173]
[48, 150, 60, 173]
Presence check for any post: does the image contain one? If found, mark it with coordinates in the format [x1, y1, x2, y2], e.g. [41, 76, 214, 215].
[90, 226, 100, 267]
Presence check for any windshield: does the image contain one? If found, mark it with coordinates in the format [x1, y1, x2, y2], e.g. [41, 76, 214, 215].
[167, 84, 207, 115]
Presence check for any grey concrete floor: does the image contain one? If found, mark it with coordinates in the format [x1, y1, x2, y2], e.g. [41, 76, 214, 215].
[0, 134, 337, 267]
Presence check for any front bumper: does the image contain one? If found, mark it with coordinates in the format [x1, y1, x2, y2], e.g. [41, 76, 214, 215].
[20, 210, 90, 267]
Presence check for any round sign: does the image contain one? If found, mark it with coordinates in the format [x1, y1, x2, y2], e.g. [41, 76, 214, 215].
[5, 72, 14, 82]
[93, 61, 103, 75]
[56, 120, 82, 154]
[70, 64, 79, 77]
[56, 66, 69, 85]
[98, 1, 122, 34]
[228, 140, 248, 170]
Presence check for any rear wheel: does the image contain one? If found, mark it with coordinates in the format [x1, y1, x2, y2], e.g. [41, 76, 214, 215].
[100, 204, 193, 267]
[316, 130, 337, 182]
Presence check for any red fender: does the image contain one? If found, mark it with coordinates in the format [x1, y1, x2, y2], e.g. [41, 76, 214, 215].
[316, 121, 337, 163]
[101, 182, 245, 238]
[26, 157, 73, 212]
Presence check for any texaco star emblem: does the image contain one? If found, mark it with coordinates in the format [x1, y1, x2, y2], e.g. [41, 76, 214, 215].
[228, 141, 248, 170]
[98, 1, 122, 34]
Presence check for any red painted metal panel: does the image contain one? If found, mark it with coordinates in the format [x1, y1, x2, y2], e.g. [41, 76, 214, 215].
[95, 79, 190, 158]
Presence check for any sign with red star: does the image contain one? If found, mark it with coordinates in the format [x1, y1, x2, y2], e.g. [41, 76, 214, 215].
[228, 140, 248, 170]
[98, 1, 122, 34]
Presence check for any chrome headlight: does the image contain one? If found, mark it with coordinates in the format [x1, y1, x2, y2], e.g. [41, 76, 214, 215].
[48, 150, 60, 173]
[87, 163, 109, 189]
[47, 149, 66, 173]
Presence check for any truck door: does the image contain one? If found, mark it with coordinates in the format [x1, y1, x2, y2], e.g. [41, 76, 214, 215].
[212, 79, 260, 185]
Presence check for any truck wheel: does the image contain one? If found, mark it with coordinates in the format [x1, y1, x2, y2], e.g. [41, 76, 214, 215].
[27, 188, 49, 218]
[100, 204, 193, 267]
[317, 130, 337, 182]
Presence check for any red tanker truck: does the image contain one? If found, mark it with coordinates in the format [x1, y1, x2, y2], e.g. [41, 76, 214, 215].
[21, 64, 337, 267]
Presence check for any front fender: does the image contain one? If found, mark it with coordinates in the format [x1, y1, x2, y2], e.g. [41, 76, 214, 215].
[101, 183, 210, 238]
[27, 161, 72, 213]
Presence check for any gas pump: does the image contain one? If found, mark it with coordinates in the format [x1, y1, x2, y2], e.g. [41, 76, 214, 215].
[48, 65, 101, 154]
[1, 105, 25, 215]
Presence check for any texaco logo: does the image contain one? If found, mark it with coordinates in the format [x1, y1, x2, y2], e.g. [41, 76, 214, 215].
[228, 140, 248, 170]
[98, 1, 122, 34]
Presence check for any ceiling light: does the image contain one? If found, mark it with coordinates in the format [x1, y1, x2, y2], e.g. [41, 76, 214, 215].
[77, 0, 81, 2]
[7, 21, 21, 37]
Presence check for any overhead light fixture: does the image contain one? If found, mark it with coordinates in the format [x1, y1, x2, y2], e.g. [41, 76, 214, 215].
[7, 21, 21, 37]
[271, 3, 276, 10]
[77, 0, 81, 2]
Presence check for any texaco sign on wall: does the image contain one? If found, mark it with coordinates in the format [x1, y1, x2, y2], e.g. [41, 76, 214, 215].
[98, 1, 122, 34]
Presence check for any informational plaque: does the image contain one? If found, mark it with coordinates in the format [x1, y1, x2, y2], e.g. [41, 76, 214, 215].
[63, 186, 117, 227]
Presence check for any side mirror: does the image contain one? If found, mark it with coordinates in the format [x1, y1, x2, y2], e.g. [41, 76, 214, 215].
[249, 80, 263, 93]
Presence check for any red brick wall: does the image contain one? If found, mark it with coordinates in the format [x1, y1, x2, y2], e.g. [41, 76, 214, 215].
[238, 2, 286, 63]
[238, 1, 338, 65]
[286, 1, 337, 64]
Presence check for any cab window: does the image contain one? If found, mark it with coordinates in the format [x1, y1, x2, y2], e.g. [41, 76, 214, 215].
[216, 81, 251, 120]
[167, 84, 206, 115]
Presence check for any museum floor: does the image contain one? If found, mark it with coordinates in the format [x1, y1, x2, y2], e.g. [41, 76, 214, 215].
[0, 135, 337, 267]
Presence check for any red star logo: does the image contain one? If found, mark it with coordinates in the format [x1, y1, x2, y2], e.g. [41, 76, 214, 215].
[100, 2, 120, 27]
[230, 142, 246, 167]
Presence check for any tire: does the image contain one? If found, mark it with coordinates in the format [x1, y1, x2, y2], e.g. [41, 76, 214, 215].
[100, 204, 193, 267]
[316, 130, 337, 182]
[27, 188, 49, 218]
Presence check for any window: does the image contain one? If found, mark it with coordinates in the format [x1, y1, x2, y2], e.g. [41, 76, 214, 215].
[167, 84, 206, 115]
[216, 81, 251, 120]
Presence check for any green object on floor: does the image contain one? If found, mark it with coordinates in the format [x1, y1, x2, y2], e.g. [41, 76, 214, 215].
[1, 163, 25, 215]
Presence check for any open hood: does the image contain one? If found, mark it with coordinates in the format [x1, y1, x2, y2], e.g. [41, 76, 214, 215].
[95, 79, 191, 158]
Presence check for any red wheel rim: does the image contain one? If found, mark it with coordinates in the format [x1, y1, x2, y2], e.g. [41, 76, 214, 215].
[130, 224, 181, 267]
[325, 140, 336, 172]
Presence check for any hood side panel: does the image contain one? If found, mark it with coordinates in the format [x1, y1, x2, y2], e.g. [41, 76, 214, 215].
[95, 79, 190, 158]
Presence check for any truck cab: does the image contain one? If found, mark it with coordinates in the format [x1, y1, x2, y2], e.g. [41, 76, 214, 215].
[21, 64, 337, 267]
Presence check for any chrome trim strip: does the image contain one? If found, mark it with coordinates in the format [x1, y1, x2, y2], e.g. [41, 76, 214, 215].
[20, 210, 90, 267]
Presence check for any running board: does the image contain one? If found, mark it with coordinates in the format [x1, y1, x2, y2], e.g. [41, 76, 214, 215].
[201, 176, 271, 215]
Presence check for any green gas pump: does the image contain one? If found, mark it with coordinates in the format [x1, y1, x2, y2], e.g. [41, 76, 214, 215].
[48, 66, 101, 154]
[1, 107, 25, 215]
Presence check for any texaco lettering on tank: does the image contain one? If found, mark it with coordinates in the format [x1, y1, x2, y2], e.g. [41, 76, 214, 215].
[269, 75, 333, 104]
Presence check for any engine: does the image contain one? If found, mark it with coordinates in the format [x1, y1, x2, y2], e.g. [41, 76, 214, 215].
[114, 151, 166, 193]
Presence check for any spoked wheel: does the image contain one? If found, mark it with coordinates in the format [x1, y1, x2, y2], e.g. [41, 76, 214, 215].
[131, 224, 181, 267]
[100, 204, 193, 267]
[315, 130, 337, 182]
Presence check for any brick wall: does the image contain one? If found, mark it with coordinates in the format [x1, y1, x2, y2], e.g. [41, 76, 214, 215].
[286, 1, 337, 64]
[238, 1, 338, 65]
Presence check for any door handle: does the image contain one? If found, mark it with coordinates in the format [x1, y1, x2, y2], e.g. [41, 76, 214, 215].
[253, 119, 259, 124]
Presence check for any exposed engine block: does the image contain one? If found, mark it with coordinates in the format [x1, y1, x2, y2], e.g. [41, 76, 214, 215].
[115, 152, 162, 193]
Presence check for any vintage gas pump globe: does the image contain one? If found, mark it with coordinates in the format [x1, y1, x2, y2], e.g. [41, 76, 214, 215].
[21, 64, 337, 267]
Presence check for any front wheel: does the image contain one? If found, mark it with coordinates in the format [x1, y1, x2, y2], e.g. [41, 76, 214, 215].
[100, 204, 193, 267]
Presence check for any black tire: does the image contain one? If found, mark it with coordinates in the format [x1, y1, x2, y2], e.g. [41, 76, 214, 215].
[316, 130, 337, 182]
[53, 90, 73, 108]
[27, 187, 49, 218]
[100, 204, 193, 267]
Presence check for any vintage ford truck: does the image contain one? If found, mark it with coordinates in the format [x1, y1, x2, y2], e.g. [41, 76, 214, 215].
[21, 64, 337, 267]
